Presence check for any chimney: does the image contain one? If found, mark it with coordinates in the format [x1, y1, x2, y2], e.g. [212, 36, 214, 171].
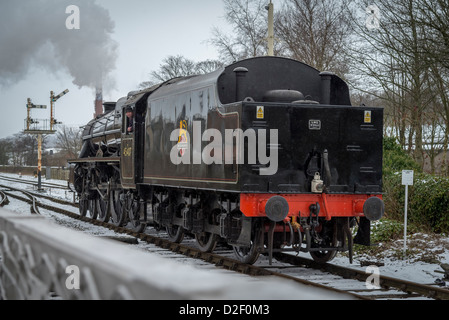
[233, 67, 249, 102]
[94, 87, 103, 118]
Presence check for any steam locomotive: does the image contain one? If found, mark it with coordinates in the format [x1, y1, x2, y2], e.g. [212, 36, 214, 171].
[70, 56, 384, 264]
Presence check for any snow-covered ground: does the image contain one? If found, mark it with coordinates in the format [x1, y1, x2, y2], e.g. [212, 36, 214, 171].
[1, 172, 448, 290]
[1, 173, 358, 300]
[333, 246, 449, 286]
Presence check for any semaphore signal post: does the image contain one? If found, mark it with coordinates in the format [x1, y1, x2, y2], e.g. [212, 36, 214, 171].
[23, 89, 69, 191]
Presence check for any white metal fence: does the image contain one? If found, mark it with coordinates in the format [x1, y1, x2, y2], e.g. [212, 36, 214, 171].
[0, 207, 345, 300]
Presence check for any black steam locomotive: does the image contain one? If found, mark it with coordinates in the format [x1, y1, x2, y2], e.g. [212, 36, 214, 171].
[70, 56, 384, 264]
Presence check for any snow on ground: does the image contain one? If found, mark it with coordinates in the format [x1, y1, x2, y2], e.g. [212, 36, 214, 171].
[332, 250, 449, 285]
[0, 173, 355, 300]
[1, 172, 449, 289]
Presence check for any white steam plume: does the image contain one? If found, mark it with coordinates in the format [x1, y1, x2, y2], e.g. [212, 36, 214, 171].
[0, 0, 118, 89]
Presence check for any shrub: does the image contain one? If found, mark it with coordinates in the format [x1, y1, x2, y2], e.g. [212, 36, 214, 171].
[382, 137, 449, 233]
[382, 137, 422, 177]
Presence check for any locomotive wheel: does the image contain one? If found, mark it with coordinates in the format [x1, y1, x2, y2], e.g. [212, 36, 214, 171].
[166, 225, 184, 243]
[195, 232, 218, 252]
[78, 172, 90, 217]
[125, 192, 146, 233]
[83, 199, 98, 220]
[96, 197, 110, 222]
[309, 249, 337, 263]
[79, 196, 88, 217]
[79, 196, 98, 219]
[73, 165, 84, 194]
[110, 189, 127, 227]
[166, 203, 184, 243]
[232, 242, 260, 265]
[232, 229, 262, 265]
[309, 237, 338, 263]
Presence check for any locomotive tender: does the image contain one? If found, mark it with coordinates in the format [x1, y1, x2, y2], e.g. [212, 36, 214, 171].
[70, 56, 384, 264]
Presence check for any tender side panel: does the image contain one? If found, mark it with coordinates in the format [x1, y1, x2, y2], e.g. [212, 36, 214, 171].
[143, 86, 242, 191]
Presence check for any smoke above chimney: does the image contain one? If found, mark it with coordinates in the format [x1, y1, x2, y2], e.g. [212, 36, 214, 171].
[0, 0, 118, 90]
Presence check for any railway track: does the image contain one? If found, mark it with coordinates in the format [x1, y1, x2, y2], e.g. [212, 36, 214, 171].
[272, 253, 449, 300]
[0, 185, 41, 214]
[1, 176, 449, 300]
[0, 190, 9, 207]
[0, 174, 69, 191]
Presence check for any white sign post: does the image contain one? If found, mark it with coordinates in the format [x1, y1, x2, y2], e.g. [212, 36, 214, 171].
[402, 170, 414, 257]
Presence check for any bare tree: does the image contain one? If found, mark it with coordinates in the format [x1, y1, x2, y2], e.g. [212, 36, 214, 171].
[276, 0, 353, 77]
[414, 0, 449, 175]
[55, 125, 83, 159]
[207, 0, 449, 174]
[139, 55, 223, 89]
[209, 0, 269, 63]
[209, 0, 353, 77]
[428, 64, 449, 175]
[5, 133, 42, 167]
[0, 138, 12, 165]
[151, 55, 197, 83]
[194, 60, 224, 74]
[414, 0, 449, 69]
[348, 0, 435, 168]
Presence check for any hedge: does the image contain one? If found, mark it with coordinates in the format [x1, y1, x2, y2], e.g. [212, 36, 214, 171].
[383, 137, 449, 234]
[384, 173, 449, 233]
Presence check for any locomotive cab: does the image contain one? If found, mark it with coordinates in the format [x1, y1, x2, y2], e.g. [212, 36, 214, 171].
[120, 105, 136, 187]
[119, 86, 156, 188]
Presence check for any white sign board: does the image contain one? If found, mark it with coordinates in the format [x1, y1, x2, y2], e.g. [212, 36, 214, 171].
[402, 170, 414, 186]
[401, 170, 414, 258]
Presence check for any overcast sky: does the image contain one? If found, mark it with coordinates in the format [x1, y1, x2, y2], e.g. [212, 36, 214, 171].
[0, 0, 231, 139]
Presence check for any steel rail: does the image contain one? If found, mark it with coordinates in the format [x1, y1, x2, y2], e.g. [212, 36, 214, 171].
[5, 188, 448, 300]
[275, 252, 449, 300]
[0, 190, 9, 207]
[49, 200, 449, 300]
[1, 186, 41, 215]
[10, 193, 361, 300]
[1, 208, 285, 300]
[25, 189, 77, 208]
[0, 174, 69, 190]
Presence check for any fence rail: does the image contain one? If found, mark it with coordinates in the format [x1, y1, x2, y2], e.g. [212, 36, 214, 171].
[1, 208, 285, 300]
[0, 209, 189, 299]
[0, 208, 324, 300]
